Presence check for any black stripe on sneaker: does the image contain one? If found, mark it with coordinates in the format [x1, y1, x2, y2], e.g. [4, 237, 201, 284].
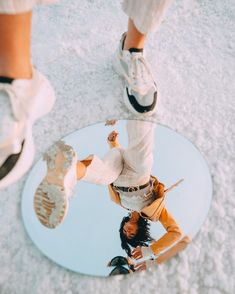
[128, 48, 144, 53]
[0, 141, 24, 180]
[126, 88, 157, 113]
[0, 76, 14, 84]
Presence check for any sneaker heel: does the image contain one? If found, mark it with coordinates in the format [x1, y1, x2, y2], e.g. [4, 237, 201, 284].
[34, 182, 67, 228]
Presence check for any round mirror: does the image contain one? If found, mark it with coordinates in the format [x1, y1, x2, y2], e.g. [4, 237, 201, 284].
[21, 120, 212, 277]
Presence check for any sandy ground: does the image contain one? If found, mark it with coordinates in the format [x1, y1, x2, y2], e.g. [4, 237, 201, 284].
[0, 0, 234, 293]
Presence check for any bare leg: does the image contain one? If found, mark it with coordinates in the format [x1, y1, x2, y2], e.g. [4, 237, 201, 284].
[76, 158, 92, 180]
[123, 18, 146, 50]
[76, 130, 123, 182]
[0, 12, 32, 79]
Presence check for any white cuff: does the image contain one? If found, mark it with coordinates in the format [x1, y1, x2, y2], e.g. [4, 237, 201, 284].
[145, 259, 156, 269]
[81, 155, 103, 183]
[141, 246, 154, 258]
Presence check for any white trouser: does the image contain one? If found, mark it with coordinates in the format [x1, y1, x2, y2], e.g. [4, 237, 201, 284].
[0, 0, 173, 34]
[82, 120, 155, 187]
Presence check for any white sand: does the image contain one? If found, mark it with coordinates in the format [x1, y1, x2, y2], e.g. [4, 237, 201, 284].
[0, 0, 234, 293]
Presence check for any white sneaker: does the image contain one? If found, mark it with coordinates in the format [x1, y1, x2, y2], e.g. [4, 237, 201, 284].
[0, 69, 56, 189]
[113, 33, 157, 116]
[34, 140, 77, 229]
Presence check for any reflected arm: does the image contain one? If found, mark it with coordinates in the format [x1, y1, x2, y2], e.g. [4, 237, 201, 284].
[147, 207, 183, 256]
[144, 235, 191, 268]
[155, 235, 191, 264]
[141, 207, 190, 266]
[107, 131, 121, 149]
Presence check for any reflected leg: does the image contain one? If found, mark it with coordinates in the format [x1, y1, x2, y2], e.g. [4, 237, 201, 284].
[114, 120, 155, 186]
[78, 147, 124, 186]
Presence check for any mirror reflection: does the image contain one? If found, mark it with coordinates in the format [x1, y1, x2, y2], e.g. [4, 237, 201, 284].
[22, 120, 212, 277]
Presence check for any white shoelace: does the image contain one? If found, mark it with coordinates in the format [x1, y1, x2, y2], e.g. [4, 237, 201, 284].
[128, 54, 155, 94]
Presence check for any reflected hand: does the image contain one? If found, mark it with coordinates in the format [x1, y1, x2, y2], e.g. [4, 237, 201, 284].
[127, 257, 134, 266]
[134, 261, 147, 272]
[107, 131, 119, 148]
[131, 246, 143, 260]
[105, 119, 117, 126]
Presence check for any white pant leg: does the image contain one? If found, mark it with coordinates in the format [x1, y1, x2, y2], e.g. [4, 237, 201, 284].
[121, 0, 173, 34]
[113, 120, 156, 187]
[81, 120, 155, 187]
[0, 0, 57, 14]
[81, 148, 124, 186]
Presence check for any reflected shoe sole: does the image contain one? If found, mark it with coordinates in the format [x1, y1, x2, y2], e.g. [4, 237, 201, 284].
[34, 141, 77, 229]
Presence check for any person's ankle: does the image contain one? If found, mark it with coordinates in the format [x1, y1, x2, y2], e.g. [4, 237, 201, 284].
[123, 40, 145, 51]
[0, 63, 33, 80]
[77, 161, 88, 180]
[123, 34, 145, 51]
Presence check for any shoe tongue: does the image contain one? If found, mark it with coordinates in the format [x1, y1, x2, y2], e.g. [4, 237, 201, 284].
[128, 48, 144, 54]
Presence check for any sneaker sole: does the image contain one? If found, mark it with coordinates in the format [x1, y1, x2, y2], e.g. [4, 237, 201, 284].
[34, 141, 76, 229]
[34, 182, 68, 229]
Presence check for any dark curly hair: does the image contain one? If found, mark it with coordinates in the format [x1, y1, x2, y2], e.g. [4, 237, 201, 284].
[109, 266, 130, 276]
[119, 213, 154, 257]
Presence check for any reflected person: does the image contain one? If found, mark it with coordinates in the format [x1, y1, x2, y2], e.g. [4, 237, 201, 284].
[34, 119, 190, 262]
[34, 119, 159, 227]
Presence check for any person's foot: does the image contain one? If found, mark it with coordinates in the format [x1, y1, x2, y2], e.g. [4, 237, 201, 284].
[0, 69, 56, 189]
[113, 32, 157, 116]
[34, 140, 77, 229]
